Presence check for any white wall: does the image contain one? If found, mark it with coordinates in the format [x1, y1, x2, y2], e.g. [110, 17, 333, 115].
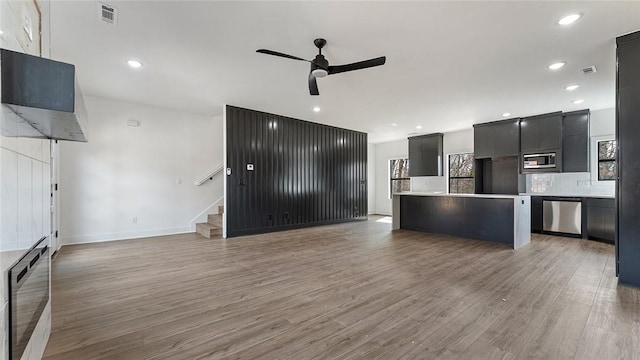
[58, 96, 223, 245]
[373, 139, 407, 215]
[367, 143, 375, 214]
[590, 107, 615, 136]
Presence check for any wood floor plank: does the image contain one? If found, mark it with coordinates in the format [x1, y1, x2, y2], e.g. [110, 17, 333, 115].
[42, 216, 640, 360]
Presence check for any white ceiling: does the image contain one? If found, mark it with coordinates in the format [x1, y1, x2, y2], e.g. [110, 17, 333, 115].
[49, 1, 640, 143]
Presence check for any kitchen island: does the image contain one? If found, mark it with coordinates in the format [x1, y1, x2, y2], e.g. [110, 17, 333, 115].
[392, 192, 531, 249]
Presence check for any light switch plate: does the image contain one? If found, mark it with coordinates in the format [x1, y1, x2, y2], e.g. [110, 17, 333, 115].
[247, 164, 254, 171]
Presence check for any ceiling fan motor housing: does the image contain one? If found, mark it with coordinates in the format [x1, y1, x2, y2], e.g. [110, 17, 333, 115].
[311, 55, 329, 77]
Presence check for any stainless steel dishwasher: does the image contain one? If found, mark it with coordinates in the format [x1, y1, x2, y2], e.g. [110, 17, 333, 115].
[543, 198, 582, 236]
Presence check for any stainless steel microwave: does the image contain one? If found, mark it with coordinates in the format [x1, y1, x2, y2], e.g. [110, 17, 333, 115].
[523, 152, 557, 169]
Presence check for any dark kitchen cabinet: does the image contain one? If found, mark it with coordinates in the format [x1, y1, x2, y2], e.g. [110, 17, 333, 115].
[474, 124, 494, 159]
[531, 196, 543, 232]
[616, 30, 640, 286]
[473, 119, 520, 159]
[587, 198, 615, 243]
[408, 133, 443, 176]
[562, 110, 590, 173]
[520, 112, 563, 153]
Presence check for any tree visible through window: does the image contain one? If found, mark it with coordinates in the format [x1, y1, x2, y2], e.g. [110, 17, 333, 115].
[390, 159, 410, 197]
[449, 153, 474, 194]
[598, 140, 616, 181]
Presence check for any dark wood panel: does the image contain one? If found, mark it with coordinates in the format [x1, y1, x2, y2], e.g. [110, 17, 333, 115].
[531, 196, 543, 232]
[616, 30, 640, 286]
[399, 195, 514, 245]
[473, 119, 520, 159]
[408, 133, 443, 176]
[225, 106, 367, 237]
[520, 112, 562, 153]
[476, 157, 521, 195]
[562, 110, 590, 173]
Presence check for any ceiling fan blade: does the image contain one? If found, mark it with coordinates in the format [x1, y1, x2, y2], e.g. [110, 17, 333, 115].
[256, 49, 310, 62]
[328, 56, 386, 75]
[309, 72, 319, 96]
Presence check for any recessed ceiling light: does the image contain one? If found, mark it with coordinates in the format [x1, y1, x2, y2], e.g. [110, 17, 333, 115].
[548, 62, 566, 70]
[565, 84, 580, 91]
[416, 125, 422, 129]
[391, 123, 398, 127]
[502, 113, 511, 117]
[572, 99, 584, 104]
[313, 106, 321, 112]
[127, 60, 143, 68]
[559, 14, 581, 25]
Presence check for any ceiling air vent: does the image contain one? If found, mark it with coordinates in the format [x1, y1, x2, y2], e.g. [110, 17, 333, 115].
[581, 66, 597, 75]
[99, 3, 118, 25]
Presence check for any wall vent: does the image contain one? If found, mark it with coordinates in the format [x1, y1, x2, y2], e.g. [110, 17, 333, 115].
[99, 3, 118, 25]
[581, 66, 597, 75]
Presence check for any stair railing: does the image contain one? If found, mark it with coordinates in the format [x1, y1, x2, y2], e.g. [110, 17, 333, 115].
[194, 165, 224, 186]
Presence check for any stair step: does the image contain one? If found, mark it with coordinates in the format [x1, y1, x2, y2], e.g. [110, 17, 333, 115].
[207, 214, 222, 226]
[196, 222, 222, 239]
[218, 205, 224, 215]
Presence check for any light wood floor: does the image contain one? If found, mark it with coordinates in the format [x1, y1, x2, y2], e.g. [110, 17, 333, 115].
[43, 216, 640, 360]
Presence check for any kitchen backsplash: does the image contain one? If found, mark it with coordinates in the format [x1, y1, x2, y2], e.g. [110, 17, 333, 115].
[525, 172, 615, 197]
[411, 176, 446, 193]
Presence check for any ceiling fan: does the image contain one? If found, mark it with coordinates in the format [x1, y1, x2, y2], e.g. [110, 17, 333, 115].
[256, 38, 386, 96]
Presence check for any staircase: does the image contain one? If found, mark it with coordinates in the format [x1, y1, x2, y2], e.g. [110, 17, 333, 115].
[196, 205, 224, 239]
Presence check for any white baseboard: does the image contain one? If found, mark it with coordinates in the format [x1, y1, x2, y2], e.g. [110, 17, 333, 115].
[60, 226, 192, 245]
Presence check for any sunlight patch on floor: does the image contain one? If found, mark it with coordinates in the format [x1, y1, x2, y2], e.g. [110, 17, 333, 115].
[376, 216, 392, 223]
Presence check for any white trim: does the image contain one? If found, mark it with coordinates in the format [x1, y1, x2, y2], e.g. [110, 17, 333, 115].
[222, 105, 228, 238]
[60, 226, 192, 245]
[590, 134, 615, 182]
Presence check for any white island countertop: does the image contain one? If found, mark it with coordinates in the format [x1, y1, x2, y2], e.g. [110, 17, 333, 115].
[393, 192, 530, 199]
[519, 193, 614, 199]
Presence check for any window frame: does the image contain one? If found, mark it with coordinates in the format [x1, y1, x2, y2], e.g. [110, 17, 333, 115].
[388, 158, 410, 199]
[447, 152, 475, 194]
[597, 139, 617, 181]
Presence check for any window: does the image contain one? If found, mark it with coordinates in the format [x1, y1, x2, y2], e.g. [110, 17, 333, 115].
[389, 159, 410, 197]
[598, 140, 617, 181]
[449, 153, 474, 194]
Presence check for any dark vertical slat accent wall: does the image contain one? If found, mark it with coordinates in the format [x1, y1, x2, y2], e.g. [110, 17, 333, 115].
[225, 105, 368, 237]
[616, 31, 640, 287]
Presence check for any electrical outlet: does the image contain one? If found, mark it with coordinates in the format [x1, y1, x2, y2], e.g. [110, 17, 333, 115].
[132, 217, 138, 224]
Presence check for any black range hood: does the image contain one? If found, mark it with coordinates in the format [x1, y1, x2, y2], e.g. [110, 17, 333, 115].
[1, 48, 88, 142]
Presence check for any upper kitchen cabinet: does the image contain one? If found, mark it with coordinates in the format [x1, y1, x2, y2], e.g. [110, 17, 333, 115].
[520, 112, 563, 153]
[562, 109, 590, 173]
[408, 133, 443, 176]
[474, 119, 520, 159]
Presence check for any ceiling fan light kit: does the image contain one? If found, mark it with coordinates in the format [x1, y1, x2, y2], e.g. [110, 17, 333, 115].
[257, 38, 386, 95]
